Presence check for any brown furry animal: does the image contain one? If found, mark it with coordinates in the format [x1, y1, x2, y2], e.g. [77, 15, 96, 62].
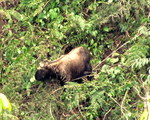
[35, 46, 92, 85]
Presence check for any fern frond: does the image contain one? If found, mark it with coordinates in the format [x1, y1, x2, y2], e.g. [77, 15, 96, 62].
[125, 42, 149, 67]
[131, 58, 150, 69]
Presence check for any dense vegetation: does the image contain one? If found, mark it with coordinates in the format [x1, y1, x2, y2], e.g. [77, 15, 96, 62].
[0, 0, 150, 119]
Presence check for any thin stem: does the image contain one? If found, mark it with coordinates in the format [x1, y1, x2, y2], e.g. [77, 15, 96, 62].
[93, 41, 130, 71]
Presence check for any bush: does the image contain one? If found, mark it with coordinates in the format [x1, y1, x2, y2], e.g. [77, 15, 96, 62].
[0, 0, 149, 119]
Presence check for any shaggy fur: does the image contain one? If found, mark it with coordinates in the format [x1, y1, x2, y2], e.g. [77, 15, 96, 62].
[35, 47, 92, 85]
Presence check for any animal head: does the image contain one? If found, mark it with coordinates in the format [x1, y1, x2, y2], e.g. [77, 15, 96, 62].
[35, 62, 56, 81]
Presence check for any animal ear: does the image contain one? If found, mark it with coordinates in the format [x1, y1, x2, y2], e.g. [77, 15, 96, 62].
[39, 61, 50, 68]
[61, 44, 74, 54]
[39, 62, 45, 67]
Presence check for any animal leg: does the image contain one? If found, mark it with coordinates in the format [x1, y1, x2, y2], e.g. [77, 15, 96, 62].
[84, 63, 93, 80]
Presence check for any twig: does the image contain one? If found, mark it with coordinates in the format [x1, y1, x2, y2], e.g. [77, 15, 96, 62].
[106, 93, 122, 107]
[49, 103, 55, 120]
[78, 105, 87, 120]
[49, 84, 82, 96]
[103, 107, 112, 120]
[106, 93, 128, 113]
[121, 90, 128, 120]
[49, 87, 63, 96]
[133, 86, 146, 100]
[72, 73, 95, 81]
[82, 12, 89, 17]
[144, 86, 150, 120]
[93, 41, 130, 71]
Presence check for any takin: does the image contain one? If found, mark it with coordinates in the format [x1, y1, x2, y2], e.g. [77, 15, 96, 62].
[35, 46, 92, 85]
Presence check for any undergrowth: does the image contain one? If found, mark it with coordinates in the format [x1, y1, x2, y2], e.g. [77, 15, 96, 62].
[0, 0, 149, 119]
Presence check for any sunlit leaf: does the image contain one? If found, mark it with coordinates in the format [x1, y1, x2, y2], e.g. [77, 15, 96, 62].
[0, 93, 12, 112]
[103, 26, 110, 32]
[110, 58, 119, 64]
[9, 10, 25, 21]
[30, 76, 36, 82]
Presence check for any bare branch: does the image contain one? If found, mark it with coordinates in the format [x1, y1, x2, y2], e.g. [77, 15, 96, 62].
[103, 107, 112, 120]
[93, 41, 130, 71]
[133, 86, 146, 100]
[121, 90, 128, 120]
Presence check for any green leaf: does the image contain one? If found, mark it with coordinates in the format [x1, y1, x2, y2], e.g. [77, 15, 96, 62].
[110, 58, 119, 64]
[30, 76, 36, 82]
[108, 0, 113, 4]
[9, 10, 26, 21]
[90, 39, 94, 45]
[32, 2, 45, 17]
[0, 93, 12, 112]
[49, 8, 59, 20]
[103, 26, 110, 32]
[121, 56, 126, 64]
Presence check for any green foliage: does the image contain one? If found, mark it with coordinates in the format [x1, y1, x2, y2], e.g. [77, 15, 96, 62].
[61, 63, 136, 119]
[0, 0, 149, 119]
[0, 93, 12, 120]
[125, 28, 150, 69]
[0, 93, 12, 112]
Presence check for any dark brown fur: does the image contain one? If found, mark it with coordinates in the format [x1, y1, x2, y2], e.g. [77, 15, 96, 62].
[35, 47, 92, 85]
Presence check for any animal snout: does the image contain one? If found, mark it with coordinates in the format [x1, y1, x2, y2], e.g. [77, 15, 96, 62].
[35, 69, 50, 81]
